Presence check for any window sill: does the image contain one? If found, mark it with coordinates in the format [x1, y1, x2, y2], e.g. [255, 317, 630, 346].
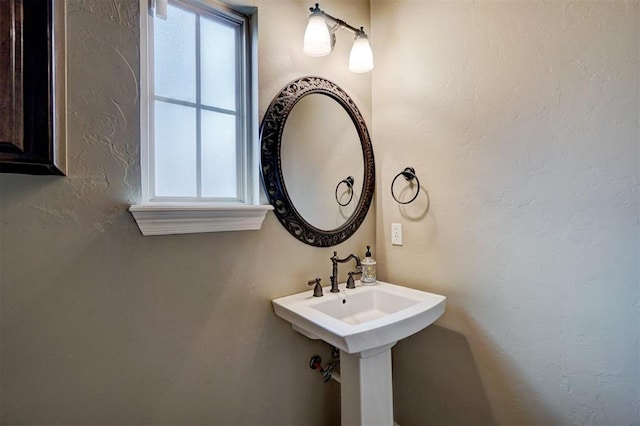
[129, 203, 274, 236]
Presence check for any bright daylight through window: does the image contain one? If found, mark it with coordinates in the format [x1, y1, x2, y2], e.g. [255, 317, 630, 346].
[130, 0, 272, 236]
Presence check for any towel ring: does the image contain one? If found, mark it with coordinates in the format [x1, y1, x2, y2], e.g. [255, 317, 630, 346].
[391, 167, 420, 204]
[335, 176, 355, 206]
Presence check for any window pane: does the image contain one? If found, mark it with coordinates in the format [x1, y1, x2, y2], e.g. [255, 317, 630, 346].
[154, 5, 196, 103]
[154, 101, 197, 197]
[201, 110, 237, 198]
[201, 16, 237, 111]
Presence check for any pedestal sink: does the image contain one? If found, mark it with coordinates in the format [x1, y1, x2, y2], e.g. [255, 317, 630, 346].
[272, 281, 446, 426]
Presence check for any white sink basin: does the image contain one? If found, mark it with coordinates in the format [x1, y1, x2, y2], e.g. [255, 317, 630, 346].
[272, 281, 446, 355]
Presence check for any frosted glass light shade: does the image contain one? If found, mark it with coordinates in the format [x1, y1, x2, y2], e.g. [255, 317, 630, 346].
[348, 35, 374, 73]
[303, 13, 331, 57]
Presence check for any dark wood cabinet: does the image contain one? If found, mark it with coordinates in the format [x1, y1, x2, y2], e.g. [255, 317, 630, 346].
[0, 0, 66, 175]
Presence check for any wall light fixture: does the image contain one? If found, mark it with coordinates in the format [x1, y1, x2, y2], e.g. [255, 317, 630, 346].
[303, 3, 374, 73]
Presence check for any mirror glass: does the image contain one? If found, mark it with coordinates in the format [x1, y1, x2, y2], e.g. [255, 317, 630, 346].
[281, 94, 364, 230]
[260, 76, 375, 247]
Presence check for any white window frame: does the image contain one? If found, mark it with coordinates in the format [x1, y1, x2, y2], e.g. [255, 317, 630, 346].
[130, 0, 272, 236]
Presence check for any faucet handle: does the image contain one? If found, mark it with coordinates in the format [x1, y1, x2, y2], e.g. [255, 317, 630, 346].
[346, 271, 360, 289]
[308, 278, 323, 297]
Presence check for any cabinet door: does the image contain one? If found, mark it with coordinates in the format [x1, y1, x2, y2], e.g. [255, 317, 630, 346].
[0, 0, 66, 176]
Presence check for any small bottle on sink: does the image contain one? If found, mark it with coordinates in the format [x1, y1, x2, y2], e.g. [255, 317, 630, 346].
[361, 245, 377, 285]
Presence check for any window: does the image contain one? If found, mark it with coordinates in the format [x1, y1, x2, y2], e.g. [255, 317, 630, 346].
[130, 0, 272, 236]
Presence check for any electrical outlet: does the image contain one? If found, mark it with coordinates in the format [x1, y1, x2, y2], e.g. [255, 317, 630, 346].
[391, 223, 403, 246]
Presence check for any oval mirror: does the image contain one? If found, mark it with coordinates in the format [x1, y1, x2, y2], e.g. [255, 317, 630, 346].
[260, 76, 375, 247]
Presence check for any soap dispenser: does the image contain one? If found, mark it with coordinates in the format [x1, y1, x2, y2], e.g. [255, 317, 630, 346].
[361, 245, 377, 285]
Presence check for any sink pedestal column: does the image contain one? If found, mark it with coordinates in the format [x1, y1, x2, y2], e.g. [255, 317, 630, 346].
[340, 343, 396, 426]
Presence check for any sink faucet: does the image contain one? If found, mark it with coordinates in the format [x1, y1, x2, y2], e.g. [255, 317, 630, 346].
[330, 251, 362, 293]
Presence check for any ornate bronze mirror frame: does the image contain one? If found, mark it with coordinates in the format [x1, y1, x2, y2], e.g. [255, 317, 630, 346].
[260, 76, 375, 247]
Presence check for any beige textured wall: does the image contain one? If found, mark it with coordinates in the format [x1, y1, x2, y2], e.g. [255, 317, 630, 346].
[0, 0, 372, 423]
[372, 0, 639, 425]
[3, 1, 638, 424]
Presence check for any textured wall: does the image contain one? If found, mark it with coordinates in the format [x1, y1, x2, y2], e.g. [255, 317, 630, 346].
[4, 1, 637, 424]
[0, 0, 372, 423]
[371, 0, 639, 424]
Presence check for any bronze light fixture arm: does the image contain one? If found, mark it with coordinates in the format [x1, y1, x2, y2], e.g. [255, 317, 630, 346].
[305, 3, 373, 72]
[309, 3, 369, 37]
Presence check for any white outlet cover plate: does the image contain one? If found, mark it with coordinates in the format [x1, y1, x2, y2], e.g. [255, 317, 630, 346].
[392, 223, 403, 246]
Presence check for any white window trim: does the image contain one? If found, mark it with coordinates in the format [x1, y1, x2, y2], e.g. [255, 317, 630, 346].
[130, 0, 272, 236]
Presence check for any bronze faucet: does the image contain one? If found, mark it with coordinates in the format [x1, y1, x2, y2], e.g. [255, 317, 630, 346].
[330, 251, 362, 292]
